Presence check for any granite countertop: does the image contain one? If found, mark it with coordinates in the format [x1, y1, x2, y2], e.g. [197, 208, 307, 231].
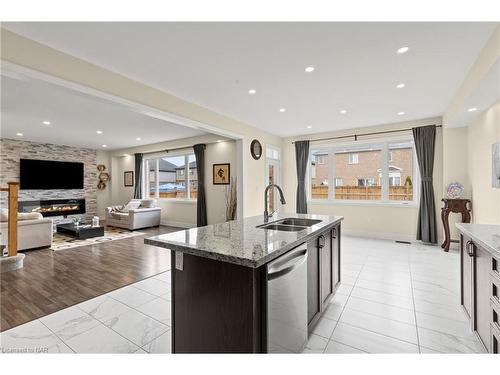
[455, 223, 500, 259]
[145, 213, 343, 268]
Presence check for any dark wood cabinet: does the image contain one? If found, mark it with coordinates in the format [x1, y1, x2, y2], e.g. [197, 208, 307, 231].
[460, 234, 498, 353]
[320, 232, 333, 306]
[307, 240, 320, 325]
[307, 224, 341, 330]
[460, 235, 473, 319]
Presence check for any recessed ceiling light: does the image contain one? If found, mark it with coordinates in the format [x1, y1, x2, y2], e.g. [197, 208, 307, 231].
[397, 46, 409, 54]
[16, 132, 23, 137]
[305, 66, 315, 73]
[96, 130, 103, 134]
[42, 120, 51, 125]
[248, 89, 256, 95]
[216, 140, 223, 143]
[340, 110, 347, 114]
[396, 83, 406, 88]
[307, 125, 312, 129]
[102, 144, 107, 148]
[398, 111, 405, 116]
[136, 137, 141, 141]
[467, 107, 478, 112]
[279, 108, 286, 113]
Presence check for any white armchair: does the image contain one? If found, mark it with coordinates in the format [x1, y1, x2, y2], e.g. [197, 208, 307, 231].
[105, 199, 161, 230]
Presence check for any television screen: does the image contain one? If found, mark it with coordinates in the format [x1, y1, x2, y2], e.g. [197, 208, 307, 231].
[20, 159, 84, 190]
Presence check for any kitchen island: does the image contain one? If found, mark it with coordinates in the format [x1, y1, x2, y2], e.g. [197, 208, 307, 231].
[456, 223, 500, 354]
[145, 213, 343, 353]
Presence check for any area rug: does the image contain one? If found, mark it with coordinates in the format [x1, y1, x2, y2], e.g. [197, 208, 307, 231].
[51, 227, 145, 251]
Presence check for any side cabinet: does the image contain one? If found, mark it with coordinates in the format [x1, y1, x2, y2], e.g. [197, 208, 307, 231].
[460, 234, 499, 353]
[307, 223, 341, 330]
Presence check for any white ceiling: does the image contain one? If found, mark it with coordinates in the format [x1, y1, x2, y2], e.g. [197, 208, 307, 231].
[0, 73, 207, 150]
[2, 22, 498, 137]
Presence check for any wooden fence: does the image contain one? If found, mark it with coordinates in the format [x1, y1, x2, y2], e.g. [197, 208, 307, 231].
[150, 189, 198, 199]
[311, 185, 412, 201]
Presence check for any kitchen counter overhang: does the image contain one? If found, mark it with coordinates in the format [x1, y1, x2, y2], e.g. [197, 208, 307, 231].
[144, 213, 344, 268]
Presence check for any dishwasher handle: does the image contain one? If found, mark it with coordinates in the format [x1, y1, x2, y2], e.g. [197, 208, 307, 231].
[268, 248, 307, 281]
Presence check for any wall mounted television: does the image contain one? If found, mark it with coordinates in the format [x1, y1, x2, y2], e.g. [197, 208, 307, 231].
[20, 159, 84, 190]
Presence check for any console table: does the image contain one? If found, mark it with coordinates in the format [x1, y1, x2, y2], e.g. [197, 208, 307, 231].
[441, 198, 471, 252]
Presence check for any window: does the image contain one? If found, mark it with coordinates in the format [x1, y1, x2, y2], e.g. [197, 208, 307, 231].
[145, 152, 197, 200]
[309, 139, 416, 203]
[348, 153, 359, 164]
[310, 151, 329, 199]
[357, 178, 375, 187]
[388, 142, 414, 201]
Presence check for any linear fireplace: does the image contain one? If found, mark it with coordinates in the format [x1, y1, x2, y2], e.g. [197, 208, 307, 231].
[18, 199, 86, 217]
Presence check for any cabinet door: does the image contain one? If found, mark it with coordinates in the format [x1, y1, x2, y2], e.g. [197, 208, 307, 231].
[320, 233, 332, 306]
[460, 235, 473, 320]
[474, 245, 491, 350]
[307, 240, 320, 324]
[331, 225, 341, 289]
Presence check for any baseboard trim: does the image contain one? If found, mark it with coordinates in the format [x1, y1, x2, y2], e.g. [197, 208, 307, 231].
[342, 229, 415, 243]
[160, 219, 196, 229]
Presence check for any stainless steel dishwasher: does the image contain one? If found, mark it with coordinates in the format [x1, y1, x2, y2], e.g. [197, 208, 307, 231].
[267, 243, 308, 353]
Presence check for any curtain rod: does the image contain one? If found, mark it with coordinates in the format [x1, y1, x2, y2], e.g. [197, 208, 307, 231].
[291, 124, 442, 144]
[140, 143, 209, 156]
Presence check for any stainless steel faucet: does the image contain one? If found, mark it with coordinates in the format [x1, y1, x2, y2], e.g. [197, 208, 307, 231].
[264, 184, 286, 222]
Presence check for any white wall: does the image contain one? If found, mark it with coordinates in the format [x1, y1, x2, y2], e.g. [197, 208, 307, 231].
[467, 101, 500, 224]
[282, 117, 443, 243]
[110, 135, 237, 227]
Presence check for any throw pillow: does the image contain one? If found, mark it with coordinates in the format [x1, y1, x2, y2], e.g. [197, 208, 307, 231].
[122, 199, 142, 212]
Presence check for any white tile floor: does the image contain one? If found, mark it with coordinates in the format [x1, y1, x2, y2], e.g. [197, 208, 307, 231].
[0, 273, 172, 354]
[0, 236, 486, 354]
[302, 236, 485, 354]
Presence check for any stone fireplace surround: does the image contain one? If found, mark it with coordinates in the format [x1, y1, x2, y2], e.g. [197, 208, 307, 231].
[0, 138, 98, 225]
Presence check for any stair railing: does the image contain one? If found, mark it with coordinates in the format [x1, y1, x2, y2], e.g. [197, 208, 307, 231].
[0, 182, 19, 257]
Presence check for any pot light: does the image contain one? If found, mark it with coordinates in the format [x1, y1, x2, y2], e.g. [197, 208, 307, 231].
[398, 111, 405, 116]
[216, 140, 223, 143]
[305, 66, 315, 73]
[96, 130, 103, 134]
[397, 46, 409, 54]
[279, 108, 286, 113]
[248, 89, 256, 95]
[102, 144, 107, 148]
[340, 110, 347, 114]
[307, 125, 312, 129]
[136, 137, 141, 141]
[396, 83, 406, 88]
[467, 107, 478, 112]
[42, 120, 51, 125]
[16, 132, 23, 137]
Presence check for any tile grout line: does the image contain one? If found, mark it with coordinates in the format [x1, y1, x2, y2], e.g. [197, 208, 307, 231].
[322, 259, 366, 353]
[408, 251, 422, 353]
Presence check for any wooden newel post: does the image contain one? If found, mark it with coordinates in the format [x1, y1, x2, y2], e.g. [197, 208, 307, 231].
[7, 182, 19, 257]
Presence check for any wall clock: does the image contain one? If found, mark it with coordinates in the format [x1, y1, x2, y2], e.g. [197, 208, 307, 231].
[250, 139, 262, 160]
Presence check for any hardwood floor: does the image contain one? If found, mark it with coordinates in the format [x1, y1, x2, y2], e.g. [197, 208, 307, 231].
[0, 225, 178, 332]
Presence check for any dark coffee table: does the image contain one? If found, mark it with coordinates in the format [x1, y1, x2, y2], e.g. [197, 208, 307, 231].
[56, 222, 105, 239]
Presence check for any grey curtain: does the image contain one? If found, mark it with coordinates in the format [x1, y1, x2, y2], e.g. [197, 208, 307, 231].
[193, 144, 207, 227]
[412, 125, 437, 244]
[133, 153, 143, 199]
[295, 140, 310, 214]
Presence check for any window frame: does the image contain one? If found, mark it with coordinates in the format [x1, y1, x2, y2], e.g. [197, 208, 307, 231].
[143, 149, 198, 202]
[348, 153, 359, 164]
[307, 136, 419, 206]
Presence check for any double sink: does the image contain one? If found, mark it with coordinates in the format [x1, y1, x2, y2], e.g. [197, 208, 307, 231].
[257, 217, 322, 232]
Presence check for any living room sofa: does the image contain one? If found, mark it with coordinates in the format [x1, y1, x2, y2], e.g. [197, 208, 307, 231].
[0, 211, 53, 251]
[105, 199, 161, 230]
